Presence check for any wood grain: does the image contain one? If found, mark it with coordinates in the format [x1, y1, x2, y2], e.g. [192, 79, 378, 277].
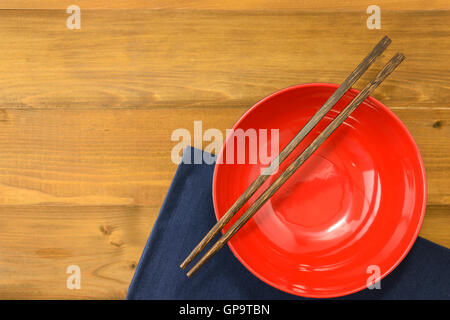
[0, 4, 448, 299]
[1, 1, 450, 10]
[0, 205, 158, 299]
[2, 1, 450, 10]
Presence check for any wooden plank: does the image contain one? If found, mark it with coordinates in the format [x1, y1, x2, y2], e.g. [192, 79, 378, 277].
[0, 1, 449, 10]
[0, 108, 448, 206]
[420, 205, 450, 247]
[0, 205, 158, 299]
[0, 10, 448, 111]
[0, 204, 446, 299]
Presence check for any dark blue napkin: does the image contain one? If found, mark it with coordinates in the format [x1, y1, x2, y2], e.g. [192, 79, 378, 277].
[127, 147, 449, 300]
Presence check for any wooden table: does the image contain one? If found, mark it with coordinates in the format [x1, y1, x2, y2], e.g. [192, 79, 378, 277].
[0, 1, 448, 299]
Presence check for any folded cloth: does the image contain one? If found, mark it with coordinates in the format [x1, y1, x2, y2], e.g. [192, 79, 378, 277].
[127, 146, 450, 300]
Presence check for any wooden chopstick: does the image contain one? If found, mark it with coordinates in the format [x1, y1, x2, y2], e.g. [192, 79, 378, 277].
[179, 36, 391, 270]
[186, 52, 405, 277]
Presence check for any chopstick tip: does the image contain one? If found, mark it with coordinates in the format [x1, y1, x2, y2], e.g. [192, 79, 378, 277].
[395, 52, 406, 63]
[382, 35, 392, 45]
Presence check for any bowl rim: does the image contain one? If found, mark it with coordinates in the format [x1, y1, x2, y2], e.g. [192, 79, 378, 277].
[212, 82, 427, 298]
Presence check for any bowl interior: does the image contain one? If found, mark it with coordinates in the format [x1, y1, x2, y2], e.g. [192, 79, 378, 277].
[213, 83, 426, 298]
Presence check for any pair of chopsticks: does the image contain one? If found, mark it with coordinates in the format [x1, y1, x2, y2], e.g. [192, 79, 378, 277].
[181, 36, 404, 277]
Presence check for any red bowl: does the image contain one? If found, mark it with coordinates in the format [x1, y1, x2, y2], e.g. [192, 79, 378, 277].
[212, 83, 426, 298]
